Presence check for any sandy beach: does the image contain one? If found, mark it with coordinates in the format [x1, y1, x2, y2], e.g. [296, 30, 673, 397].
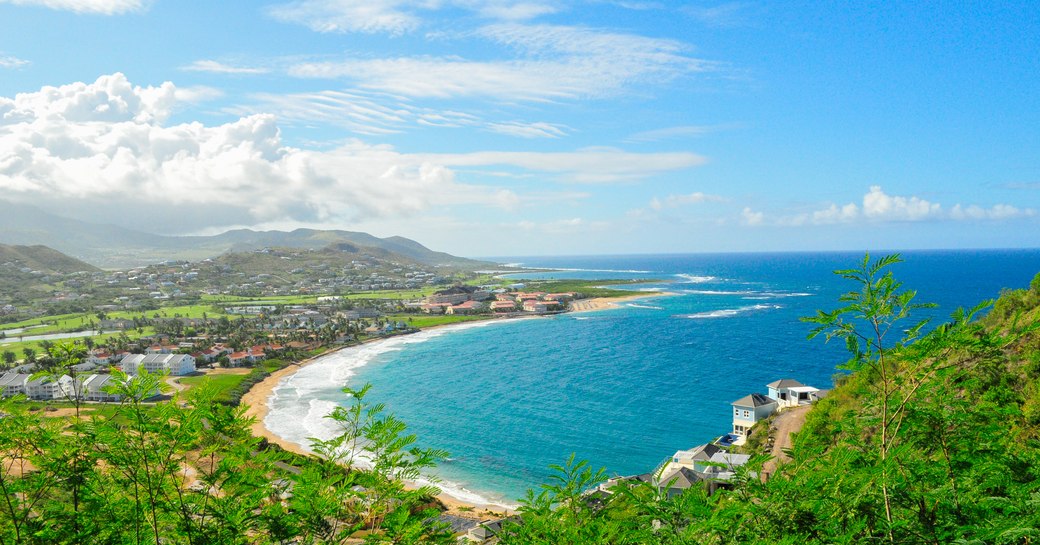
[239, 337, 514, 517]
[568, 291, 676, 312]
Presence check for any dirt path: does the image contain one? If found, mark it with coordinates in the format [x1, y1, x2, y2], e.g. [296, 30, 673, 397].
[761, 404, 811, 480]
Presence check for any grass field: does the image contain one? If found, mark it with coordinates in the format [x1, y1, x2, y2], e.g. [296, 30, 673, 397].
[177, 373, 249, 401]
[385, 314, 490, 328]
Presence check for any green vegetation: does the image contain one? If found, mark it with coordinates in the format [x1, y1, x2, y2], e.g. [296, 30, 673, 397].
[385, 314, 487, 328]
[0, 345, 455, 544]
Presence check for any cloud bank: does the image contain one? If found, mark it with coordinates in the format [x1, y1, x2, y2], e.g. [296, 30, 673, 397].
[0, 74, 703, 233]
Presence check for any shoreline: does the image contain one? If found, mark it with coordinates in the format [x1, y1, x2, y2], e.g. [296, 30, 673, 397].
[240, 290, 673, 515]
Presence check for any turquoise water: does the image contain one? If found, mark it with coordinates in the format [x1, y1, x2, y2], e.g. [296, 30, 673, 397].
[265, 250, 1040, 506]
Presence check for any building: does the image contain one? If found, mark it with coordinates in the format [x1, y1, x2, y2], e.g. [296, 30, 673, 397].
[731, 393, 779, 443]
[121, 353, 196, 376]
[0, 373, 30, 397]
[766, 378, 822, 407]
[25, 375, 73, 401]
[77, 374, 124, 402]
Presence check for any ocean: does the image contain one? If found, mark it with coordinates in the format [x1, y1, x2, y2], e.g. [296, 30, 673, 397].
[263, 249, 1040, 507]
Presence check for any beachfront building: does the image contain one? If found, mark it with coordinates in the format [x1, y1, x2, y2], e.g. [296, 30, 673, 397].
[663, 443, 753, 481]
[731, 393, 779, 444]
[766, 378, 822, 408]
[121, 353, 196, 376]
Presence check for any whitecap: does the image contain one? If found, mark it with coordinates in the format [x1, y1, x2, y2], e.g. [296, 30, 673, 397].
[674, 274, 716, 283]
[681, 304, 782, 319]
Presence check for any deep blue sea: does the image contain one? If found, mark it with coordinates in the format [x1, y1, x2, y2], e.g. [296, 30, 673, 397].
[264, 250, 1040, 507]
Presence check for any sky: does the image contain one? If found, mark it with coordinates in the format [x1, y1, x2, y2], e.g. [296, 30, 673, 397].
[0, 1, 1038, 257]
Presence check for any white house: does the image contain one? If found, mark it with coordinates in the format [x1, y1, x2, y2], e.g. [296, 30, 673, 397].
[731, 393, 779, 444]
[766, 378, 822, 407]
[664, 443, 753, 482]
[121, 353, 196, 376]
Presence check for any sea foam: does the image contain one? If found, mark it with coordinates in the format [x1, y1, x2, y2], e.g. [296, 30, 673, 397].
[681, 304, 782, 319]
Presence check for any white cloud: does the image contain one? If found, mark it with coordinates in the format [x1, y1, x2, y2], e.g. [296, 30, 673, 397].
[950, 203, 1036, 220]
[266, 0, 423, 35]
[421, 147, 706, 183]
[486, 121, 568, 139]
[0, 0, 145, 14]
[267, 0, 560, 34]
[288, 23, 711, 101]
[182, 60, 270, 75]
[0, 73, 517, 233]
[626, 124, 737, 143]
[0, 55, 30, 69]
[754, 186, 1034, 227]
[861, 185, 941, 221]
[648, 192, 724, 210]
[741, 207, 764, 226]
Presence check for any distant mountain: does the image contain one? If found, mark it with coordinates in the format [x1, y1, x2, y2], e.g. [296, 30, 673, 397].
[0, 201, 487, 270]
[0, 244, 99, 273]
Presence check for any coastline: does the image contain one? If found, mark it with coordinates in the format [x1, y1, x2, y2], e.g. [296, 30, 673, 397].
[240, 321, 522, 516]
[240, 291, 672, 515]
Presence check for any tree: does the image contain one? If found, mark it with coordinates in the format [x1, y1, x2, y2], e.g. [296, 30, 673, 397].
[1, 351, 15, 366]
[21, 347, 35, 364]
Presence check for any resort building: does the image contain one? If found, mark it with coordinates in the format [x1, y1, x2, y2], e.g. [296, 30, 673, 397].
[25, 375, 73, 401]
[121, 353, 196, 376]
[0, 373, 31, 397]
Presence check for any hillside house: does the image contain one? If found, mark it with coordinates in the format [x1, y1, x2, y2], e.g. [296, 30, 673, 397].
[766, 378, 822, 407]
[731, 393, 779, 444]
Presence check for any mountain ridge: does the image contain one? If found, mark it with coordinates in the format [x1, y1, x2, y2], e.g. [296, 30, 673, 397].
[0, 200, 486, 269]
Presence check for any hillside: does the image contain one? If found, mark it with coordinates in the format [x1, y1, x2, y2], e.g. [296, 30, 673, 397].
[0, 200, 489, 269]
[0, 244, 99, 274]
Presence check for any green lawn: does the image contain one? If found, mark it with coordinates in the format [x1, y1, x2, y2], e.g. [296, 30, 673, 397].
[177, 373, 250, 402]
[385, 314, 490, 328]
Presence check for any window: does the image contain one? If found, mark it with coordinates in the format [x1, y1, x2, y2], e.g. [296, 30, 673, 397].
[743, 410, 750, 418]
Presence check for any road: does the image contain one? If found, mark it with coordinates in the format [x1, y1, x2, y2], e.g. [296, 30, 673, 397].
[761, 404, 811, 480]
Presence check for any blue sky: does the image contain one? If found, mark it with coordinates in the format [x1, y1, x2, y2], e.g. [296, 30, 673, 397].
[0, 1, 1038, 256]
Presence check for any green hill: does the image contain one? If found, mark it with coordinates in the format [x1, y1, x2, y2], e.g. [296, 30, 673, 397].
[0, 244, 99, 274]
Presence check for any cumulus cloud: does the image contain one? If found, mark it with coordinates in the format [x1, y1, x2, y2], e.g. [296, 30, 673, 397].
[0, 73, 516, 233]
[0, 74, 702, 234]
[754, 186, 1035, 227]
[0, 0, 145, 14]
[182, 60, 270, 75]
[0, 55, 30, 69]
[288, 24, 711, 101]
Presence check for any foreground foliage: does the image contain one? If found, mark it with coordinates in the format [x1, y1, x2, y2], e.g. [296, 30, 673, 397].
[0, 367, 453, 544]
